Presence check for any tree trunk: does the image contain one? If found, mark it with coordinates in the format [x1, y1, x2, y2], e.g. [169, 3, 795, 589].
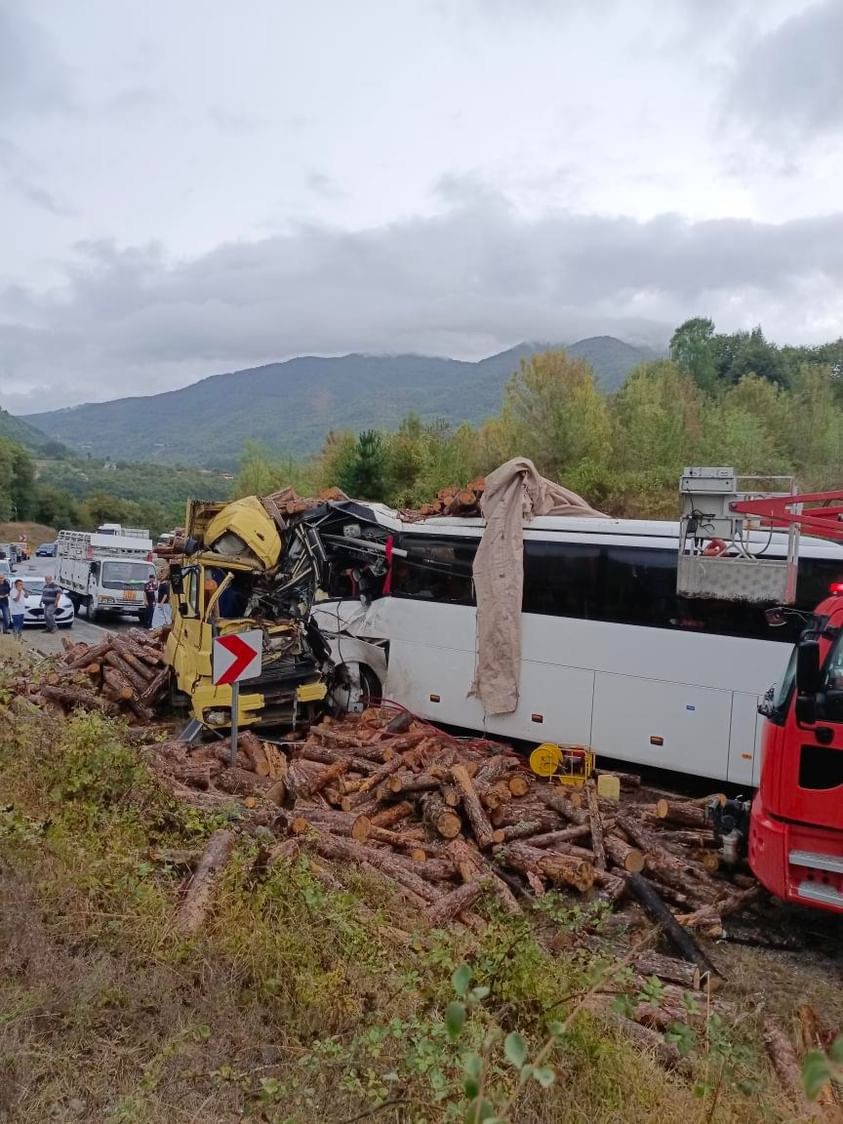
[217, 767, 272, 797]
[633, 952, 701, 990]
[176, 829, 236, 935]
[420, 792, 462, 839]
[625, 873, 719, 979]
[586, 782, 607, 870]
[102, 666, 133, 701]
[605, 835, 645, 873]
[369, 800, 413, 829]
[451, 763, 494, 848]
[424, 880, 484, 926]
[497, 841, 594, 892]
[655, 799, 707, 828]
[763, 1018, 814, 1115]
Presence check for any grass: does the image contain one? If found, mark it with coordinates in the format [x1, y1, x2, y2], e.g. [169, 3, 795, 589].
[0, 673, 811, 1122]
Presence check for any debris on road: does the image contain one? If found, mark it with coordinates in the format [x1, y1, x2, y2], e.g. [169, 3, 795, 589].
[8, 628, 171, 722]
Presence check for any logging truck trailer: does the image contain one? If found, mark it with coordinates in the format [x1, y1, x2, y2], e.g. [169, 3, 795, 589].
[678, 471, 843, 914]
[56, 526, 156, 622]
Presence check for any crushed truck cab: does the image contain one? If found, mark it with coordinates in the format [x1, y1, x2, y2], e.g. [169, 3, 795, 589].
[165, 497, 330, 729]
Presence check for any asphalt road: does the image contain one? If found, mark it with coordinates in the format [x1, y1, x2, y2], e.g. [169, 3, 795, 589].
[11, 554, 137, 657]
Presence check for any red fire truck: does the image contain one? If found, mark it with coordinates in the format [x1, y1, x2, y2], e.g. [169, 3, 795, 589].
[726, 489, 843, 914]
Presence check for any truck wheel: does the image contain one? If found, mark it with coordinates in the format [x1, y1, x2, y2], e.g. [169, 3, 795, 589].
[87, 600, 99, 622]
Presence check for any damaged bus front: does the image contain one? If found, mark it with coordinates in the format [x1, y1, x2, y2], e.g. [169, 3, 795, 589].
[165, 496, 333, 729]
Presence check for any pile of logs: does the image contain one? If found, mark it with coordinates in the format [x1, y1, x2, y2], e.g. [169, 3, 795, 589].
[401, 478, 486, 521]
[150, 706, 760, 969]
[22, 629, 171, 722]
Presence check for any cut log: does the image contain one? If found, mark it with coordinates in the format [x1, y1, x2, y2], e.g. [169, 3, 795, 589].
[111, 638, 156, 681]
[440, 780, 461, 808]
[64, 639, 112, 669]
[307, 830, 442, 904]
[40, 684, 116, 715]
[176, 829, 236, 935]
[343, 743, 424, 809]
[633, 952, 701, 990]
[604, 835, 645, 874]
[655, 799, 707, 828]
[676, 885, 761, 929]
[369, 801, 413, 829]
[299, 744, 378, 774]
[424, 880, 485, 926]
[216, 767, 272, 797]
[524, 824, 591, 848]
[446, 837, 484, 883]
[420, 792, 462, 840]
[451, 763, 495, 848]
[497, 841, 594, 893]
[385, 771, 442, 797]
[595, 769, 641, 788]
[139, 666, 170, 705]
[474, 754, 518, 787]
[103, 649, 149, 696]
[763, 1018, 814, 1115]
[586, 782, 607, 871]
[507, 774, 531, 797]
[625, 873, 719, 979]
[102, 666, 134, 701]
[536, 788, 589, 825]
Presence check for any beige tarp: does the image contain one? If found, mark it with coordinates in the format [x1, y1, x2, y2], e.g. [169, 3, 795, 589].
[469, 457, 607, 716]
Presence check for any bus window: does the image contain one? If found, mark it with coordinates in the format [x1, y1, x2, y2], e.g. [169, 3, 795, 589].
[522, 541, 602, 618]
[392, 536, 477, 604]
[601, 546, 676, 627]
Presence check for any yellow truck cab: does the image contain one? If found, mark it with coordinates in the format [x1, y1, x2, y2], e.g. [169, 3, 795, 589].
[165, 496, 328, 729]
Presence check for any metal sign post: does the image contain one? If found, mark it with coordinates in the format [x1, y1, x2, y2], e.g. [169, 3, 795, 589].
[212, 629, 263, 766]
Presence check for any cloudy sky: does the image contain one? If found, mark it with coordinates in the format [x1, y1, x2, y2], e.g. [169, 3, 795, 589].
[1, 0, 842, 414]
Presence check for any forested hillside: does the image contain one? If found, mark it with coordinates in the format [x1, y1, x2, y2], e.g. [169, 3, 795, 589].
[22, 337, 655, 467]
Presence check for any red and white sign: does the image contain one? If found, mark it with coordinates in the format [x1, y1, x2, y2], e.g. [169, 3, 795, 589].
[213, 630, 263, 686]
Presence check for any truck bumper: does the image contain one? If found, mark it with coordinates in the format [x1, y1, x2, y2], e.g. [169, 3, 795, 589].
[749, 793, 843, 913]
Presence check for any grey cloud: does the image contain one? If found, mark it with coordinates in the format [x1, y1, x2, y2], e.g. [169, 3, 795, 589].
[2, 196, 843, 411]
[0, 1, 70, 119]
[7, 177, 71, 217]
[727, 0, 843, 138]
[306, 171, 345, 200]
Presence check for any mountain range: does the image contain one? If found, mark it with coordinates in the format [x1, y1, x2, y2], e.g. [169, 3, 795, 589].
[20, 336, 656, 468]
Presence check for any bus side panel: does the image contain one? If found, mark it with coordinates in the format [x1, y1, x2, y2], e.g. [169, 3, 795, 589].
[384, 639, 487, 729]
[591, 673, 732, 779]
[484, 662, 595, 747]
[727, 692, 761, 787]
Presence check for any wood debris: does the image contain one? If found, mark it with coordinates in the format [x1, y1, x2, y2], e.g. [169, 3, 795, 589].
[146, 705, 767, 980]
[9, 628, 171, 722]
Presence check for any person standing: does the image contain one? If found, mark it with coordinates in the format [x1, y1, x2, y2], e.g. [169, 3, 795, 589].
[0, 572, 10, 634]
[143, 574, 157, 628]
[10, 579, 27, 638]
[40, 575, 61, 633]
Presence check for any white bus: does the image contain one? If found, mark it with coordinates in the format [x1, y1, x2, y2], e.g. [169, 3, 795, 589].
[312, 511, 843, 786]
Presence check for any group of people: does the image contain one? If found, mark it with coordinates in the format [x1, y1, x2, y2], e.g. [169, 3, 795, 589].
[0, 574, 62, 636]
[143, 573, 171, 629]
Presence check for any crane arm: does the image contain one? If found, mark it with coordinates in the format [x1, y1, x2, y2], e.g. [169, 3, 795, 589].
[731, 490, 843, 543]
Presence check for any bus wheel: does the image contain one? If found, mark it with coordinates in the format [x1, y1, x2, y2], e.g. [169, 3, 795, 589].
[332, 662, 382, 713]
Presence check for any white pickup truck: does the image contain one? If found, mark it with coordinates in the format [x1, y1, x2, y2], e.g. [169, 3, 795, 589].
[56, 525, 156, 621]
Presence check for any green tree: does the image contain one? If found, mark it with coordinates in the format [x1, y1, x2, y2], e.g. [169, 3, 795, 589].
[612, 360, 702, 475]
[502, 350, 612, 479]
[33, 483, 81, 529]
[786, 364, 843, 485]
[339, 430, 387, 500]
[669, 317, 717, 392]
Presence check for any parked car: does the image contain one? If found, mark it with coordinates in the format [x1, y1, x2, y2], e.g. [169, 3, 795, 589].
[36, 541, 58, 557]
[19, 577, 75, 629]
[0, 545, 19, 566]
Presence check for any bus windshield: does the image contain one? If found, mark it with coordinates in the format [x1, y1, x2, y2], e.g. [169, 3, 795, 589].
[101, 561, 151, 590]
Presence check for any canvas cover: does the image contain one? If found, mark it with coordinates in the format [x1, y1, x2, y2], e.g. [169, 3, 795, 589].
[469, 457, 607, 715]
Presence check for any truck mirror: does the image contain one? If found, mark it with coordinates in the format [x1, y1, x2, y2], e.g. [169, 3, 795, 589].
[795, 694, 817, 725]
[796, 640, 821, 695]
[178, 602, 189, 617]
[170, 565, 184, 594]
[89, 561, 99, 575]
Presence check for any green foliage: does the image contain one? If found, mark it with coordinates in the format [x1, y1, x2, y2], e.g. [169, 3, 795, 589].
[0, 437, 36, 521]
[802, 1035, 843, 1100]
[339, 430, 388, 500]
